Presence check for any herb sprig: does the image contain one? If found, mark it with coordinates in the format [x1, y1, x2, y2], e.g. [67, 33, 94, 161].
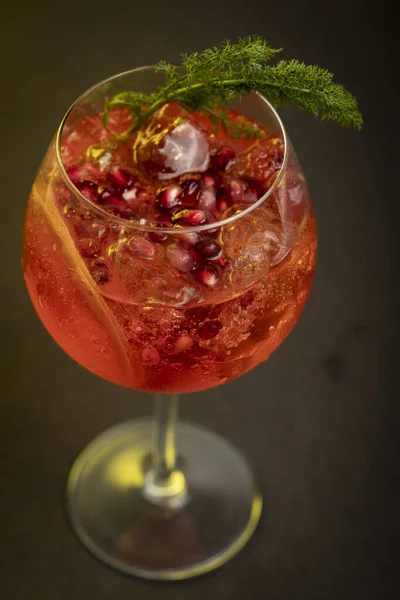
[103, 36, 363, 135]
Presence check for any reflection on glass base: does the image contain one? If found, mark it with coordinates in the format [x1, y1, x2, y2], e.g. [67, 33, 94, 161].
[67, 420, 262, 580]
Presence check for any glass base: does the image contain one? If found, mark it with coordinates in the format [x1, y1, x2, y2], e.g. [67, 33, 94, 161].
[67, 420, 262, 580]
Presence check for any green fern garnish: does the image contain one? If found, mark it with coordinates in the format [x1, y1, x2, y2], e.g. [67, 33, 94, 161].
[103, 36, 363, 135]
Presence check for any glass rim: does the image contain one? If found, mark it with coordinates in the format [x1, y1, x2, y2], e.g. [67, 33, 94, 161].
[55, 65, 288, 234]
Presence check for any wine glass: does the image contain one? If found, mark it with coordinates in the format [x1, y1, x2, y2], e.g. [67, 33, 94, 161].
[22, 67, 316, 580]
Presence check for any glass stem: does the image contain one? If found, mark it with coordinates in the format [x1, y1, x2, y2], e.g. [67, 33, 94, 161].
[143, 394, 187, 507]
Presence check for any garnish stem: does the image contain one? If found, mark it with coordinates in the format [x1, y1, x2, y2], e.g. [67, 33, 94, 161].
[131, 78, 314, 133]
[103, 36, 363, 134]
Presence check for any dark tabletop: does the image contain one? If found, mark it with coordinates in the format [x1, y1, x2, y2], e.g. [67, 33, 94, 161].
[1, 1, 398, 598]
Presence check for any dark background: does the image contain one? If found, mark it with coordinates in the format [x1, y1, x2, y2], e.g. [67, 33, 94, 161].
[1, 1, 398, 598]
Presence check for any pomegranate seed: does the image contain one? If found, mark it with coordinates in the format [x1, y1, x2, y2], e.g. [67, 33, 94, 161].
[147, 215, 172, 243]
[76, 179, 98, 201]
[175, 231, 200, 245]
[188, 245, 204, 266]
[141, 347, 160, 365]
[78, 238, 101, 258]
[216, 188, 232, 213]
[193, 265, 219, 288]
[195, 238, 222, 260]
[91, 260, 109, 285]
[211, 146, 236, 172]
[156, 214, 173, 227]
[203, 211, 219, 234]
[198, 187, 216, 212]
[157, 185, 182, 211]
[66, 165, 86, 185]
[201, 169, 222, 188]
[198, 319, 223, 340]
[214, 254, 229, 270]
[99, 188, 128, 211]
[166, 244, 194, 272]
[128, 236, 155, 260]
[107, 165, 134, 189]
[178, 178, 200, 205]
[228, 180, 245, 203]
[173, 209, 207, 226]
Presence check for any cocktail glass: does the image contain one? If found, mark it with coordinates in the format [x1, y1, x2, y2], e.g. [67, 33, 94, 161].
[22, 67, 316, 579]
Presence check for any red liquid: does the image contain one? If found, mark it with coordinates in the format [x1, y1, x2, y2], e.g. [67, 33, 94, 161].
[23, 104, 317, 393]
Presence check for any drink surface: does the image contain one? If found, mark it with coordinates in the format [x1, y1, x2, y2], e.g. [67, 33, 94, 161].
[23, 102, 317, 393]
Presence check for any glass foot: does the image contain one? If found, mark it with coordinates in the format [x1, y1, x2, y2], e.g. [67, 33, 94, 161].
[67, 420, 262, 580]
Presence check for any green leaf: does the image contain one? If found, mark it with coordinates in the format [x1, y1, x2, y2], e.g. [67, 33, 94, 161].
[104, 36, 363, 135]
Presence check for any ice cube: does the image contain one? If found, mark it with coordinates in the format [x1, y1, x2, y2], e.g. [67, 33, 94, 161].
[133, 103, 210, 181]
[222, 210, 288, 291]
[222, 211, 272, 259]
[226, 242, 271, 292]
[158, 121, 209, 180]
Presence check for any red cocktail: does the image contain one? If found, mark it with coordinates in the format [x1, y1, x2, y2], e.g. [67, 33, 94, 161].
[23, 96, 316, 394]
[22, 66, 316, 579]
